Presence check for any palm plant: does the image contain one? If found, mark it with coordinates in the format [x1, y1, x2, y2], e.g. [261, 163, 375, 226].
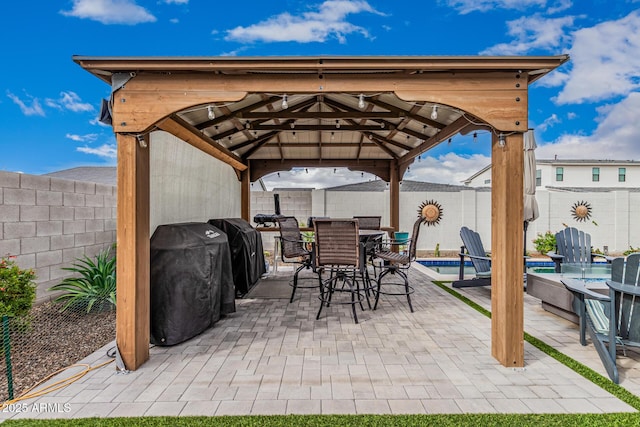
[49, 247, 116, 313]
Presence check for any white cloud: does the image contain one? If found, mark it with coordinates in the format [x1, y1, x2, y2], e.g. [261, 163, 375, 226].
[536, 92, 640, 160]
[481, 14, 575, 55]
[537, 113, 561, 132]
[77, 143, 117, 159]
[225, 0, 383, 44]
[555, 10, 640, 104]
[6, 92, 45, 117]
[567, 112, 577, 120]
[169, 18, 179, 24]
[47, 91, 95, 113]
[164, 0, 188, 3]
[406, 152, 491, 184]
[66, 133, 98, 142]
[546, 0, 572, 14]
[444, 0, 546, 15]
[60, 0, 156, 25]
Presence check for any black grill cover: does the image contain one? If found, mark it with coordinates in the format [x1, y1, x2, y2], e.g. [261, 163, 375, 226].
[208, 218, 266, 296]
[150, 222, 235, 346]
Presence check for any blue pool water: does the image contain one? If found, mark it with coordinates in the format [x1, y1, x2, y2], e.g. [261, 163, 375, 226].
[418, 259, 556, 275]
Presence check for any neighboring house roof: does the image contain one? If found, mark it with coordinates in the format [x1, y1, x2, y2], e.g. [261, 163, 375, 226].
[326, 179, 473, 192]
[44, 167, 117, 186]
[546, 186, 640, 193]
[462, 164, 491, 185]
[537, 159, 640, 165]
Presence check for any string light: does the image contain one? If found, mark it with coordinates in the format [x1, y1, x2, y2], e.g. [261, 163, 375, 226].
[498, 133, 506, 148]
[431, 104, 438, 120]
[305, 168, 308, 174]
[358, 94, 365, 109]
[473, 132, 478, 143]
[292, 131, 296, 139]
[331, 131, 335, 140]
[281, 94, 288, 109]
[336, 120, 341, 129]
[448, 137, 452, 145]
[207, 105, 215, 120]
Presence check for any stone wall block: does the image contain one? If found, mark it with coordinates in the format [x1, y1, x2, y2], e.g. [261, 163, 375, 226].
[63, 247, 85, 263]
[4, 188, 36, 206]
[15, 254, 36, 270]
[36, 250, 62, 268]
[95, 184, 114, 196]
[63, 220, 86, 235]
[104, 194, 117, 207]
[95, 231, 114, 244]
[36, 221, 63, 237]
[85, 194, 104, 207]
[86, 219, 105, 232]
[20, 174, 50, 191]
[94, 207, 112, 219]
[0, 171, 20, 188]
[4, 222, 36, 239]
[50, 206, 75, 221]
[21, 236, 51, 254]
[50, 234, 75, 250]
[20, 205, 50, 221]
[0, 239, 20, 257]
[63, 192, 85, 207]
[75, 181, 96, 195]
[50, 178, 74, 192]
[74, 206, 95, 220]
[104, 219, 116, 231]
[0, 205, 20, 222]
[75, 232, 96, 247]
[36, 191, 63, 206]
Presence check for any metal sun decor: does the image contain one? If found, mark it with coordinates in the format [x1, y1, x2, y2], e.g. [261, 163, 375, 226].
[418, 200, 443, 226]
[571, 200, 592, 222]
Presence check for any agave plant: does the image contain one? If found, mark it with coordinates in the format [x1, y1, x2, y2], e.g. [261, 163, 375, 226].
[49, 247, 116, 313]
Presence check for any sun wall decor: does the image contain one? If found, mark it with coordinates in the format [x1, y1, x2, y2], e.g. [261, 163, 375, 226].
[418, 200, 443, 226]
[571, 200, 592, 222]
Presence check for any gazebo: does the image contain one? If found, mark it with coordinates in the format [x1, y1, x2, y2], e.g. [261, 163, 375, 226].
[74, 55, 569, 371]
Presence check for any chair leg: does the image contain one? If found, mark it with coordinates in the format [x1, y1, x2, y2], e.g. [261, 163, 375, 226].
[397, 269, 414, 313]
[289, 263, 306, 303]
[374, 269, 391, 310]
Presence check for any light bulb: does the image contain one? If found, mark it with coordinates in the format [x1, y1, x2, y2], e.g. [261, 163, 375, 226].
[473, 132, 478, 143]
[498, 133, 506, 147]
[282, 94, 288, 109]
[336, 120, 340, 129]
[358, 94, 365, 109]
[331, 131, 335, 140]
[292, 131, 296, 139]
[431, 105, 438, 120]
[207, 106, 215, 120]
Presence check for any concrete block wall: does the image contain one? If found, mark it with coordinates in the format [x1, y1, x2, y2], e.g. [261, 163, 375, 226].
[0, 171, 116, 303]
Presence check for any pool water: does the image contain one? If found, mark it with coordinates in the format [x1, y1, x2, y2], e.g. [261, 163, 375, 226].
[418, 260, 555, 276]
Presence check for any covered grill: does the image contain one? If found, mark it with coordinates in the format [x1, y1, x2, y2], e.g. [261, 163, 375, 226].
[208, 218, 266, 296]
[150, 222, 235, 346]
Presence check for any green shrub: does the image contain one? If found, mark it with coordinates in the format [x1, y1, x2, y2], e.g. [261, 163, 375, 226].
[0, 256, 37, 319]
[434, 243, 440, 257]
[49, 247, 116, 313]
[624, 246, 640, 256]
[533, 231, 556, 255]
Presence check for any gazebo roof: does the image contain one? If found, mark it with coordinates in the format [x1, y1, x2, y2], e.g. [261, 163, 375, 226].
[74, 55, 568, 179]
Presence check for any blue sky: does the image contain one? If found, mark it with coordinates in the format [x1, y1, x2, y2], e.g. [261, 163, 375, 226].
[1, 0, 639, 188]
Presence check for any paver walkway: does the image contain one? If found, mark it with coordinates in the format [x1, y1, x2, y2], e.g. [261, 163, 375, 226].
[2, 264, 638, 420]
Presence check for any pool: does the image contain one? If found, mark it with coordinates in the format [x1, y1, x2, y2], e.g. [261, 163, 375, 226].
[418, 259, 556, 276]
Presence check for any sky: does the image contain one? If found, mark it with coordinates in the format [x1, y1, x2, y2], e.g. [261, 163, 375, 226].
[1, 0, 639, 190]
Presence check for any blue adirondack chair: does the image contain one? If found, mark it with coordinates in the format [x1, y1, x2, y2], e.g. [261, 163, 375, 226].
[452, 226, 491, 288]
[562, 253, 640, 384]
[548, 227, 612, 273]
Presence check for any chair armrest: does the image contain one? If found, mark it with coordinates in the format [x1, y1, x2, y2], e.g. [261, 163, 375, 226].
[462, 253, 492, 262]
[547, 252, 564, 262]
[561, 278, 610, 301]
[591, 253, 615, 263]
[607, 280, 640, 296]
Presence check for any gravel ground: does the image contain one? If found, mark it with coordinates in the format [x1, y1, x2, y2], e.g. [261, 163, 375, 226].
[0, 301, 116, 402]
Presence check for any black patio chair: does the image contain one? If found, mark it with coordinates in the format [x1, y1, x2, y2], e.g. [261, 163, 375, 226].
[275, 216, 314, 303]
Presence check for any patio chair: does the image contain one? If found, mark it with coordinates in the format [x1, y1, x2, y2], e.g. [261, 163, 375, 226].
[314, 219, 371, 324]
[354, 215, 383, 266]
[548, 227, 612, 273]
[371, 217, 422, 312]
[561, 253, 640, 384]
[275, 216, 314, 303]
[452, 226, 492, 288]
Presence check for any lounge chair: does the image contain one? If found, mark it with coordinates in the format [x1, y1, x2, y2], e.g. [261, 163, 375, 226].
[548, 227, 613, 273]
[452, 226, 492, 288]
[372, 217, 422, 312]
[275, 216, 314, 303]
[561, 253, 640, 383]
